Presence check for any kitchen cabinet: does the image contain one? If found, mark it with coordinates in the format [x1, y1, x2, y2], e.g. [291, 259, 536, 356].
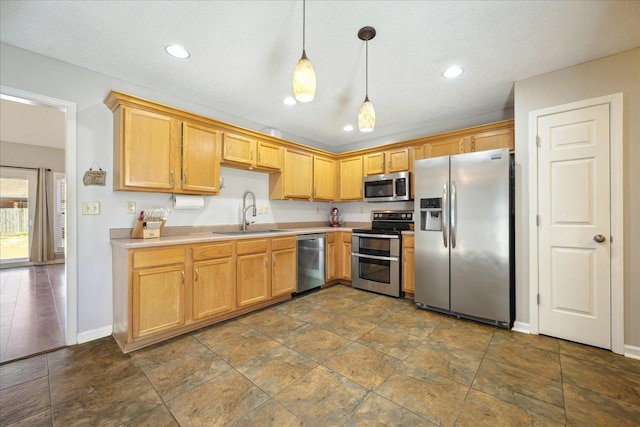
[363, 148, 411, 175]
[107, 94, 221, 195]
[402, 234, 415, 295]
[182, 122, 221, 194]
[271, 236, 297, 297]
[325, 232, 338, 282]
[236, 239, 270, 307]
[425, 136, 468, 158]
[269, 149, 314, 200]
[339, 232, 352, 281]
[192, 242, 235, 320]
[312, 155, 336, 201]
[337, 156, 363, 201]
[130, 247, 186, 339]
[425, 128, 514, 159]
[222, 131, 283, 171]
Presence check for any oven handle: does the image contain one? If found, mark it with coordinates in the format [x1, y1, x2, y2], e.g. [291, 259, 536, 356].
[351, 253, 399, 262]
[352, 233, 400, 239]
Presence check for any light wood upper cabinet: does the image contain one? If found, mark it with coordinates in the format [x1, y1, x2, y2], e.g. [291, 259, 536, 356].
[118, 106, 180, 192]
[222, 132, 283, 171]
[402, 234, 415, 294]
[271, 237, 296, 297]
[364, 148, 411, 175]
[182, 122, 221, 194]
[425, 127, 514, 159]
[270, 149, 313, 200]
[426, 136, 468, 158]
[236, 239, 270, 308]
[313, 155, 335, 201]
[337, 156, 363, 201]
[192, 242, 235, 320]
[469, 128, 514, 152]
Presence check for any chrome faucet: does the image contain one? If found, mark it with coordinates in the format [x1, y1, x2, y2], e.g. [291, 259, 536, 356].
[242, 190, 257, 231]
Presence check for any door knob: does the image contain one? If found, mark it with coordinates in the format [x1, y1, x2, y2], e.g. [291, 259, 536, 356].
[593, 234, 606, 243]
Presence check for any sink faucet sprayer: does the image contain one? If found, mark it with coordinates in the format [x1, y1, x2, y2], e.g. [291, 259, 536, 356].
[242, 190, 257, 231]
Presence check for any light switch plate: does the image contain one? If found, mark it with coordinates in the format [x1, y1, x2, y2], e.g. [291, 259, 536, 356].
[82, 201, 101, 215]
[126, 201, 136, 214]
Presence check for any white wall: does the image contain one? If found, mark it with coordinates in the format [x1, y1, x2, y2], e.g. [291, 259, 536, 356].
[0, 141, 65, 172]
[0, 43, 411, 338]
[514, 48, 640, 348]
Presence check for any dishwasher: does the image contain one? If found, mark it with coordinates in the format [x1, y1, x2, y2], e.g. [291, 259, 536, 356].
[296, 233, 326, 293]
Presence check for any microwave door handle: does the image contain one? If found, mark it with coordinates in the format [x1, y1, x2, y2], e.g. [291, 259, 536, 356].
[451, 180, 457, 249]
[442, 182, 448, 248]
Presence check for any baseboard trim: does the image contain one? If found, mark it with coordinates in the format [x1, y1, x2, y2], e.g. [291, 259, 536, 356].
[77, 325, 113, 344]
[624, 344, 640, 360]
[511, 321, 530, 334]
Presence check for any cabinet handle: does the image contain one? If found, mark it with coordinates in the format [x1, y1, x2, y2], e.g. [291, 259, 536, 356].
[272, 255, 276, 267]
[251, 150, 254, 161]
[183, 171, 187, 184]
[459, 140, 464, 153]
[181, 270, 184, 285]
[258, 151, 261, 163]
[470, 137, 476, 152]
[170, 170, 174, 185]
[194, 268, 198, 281]
[264, 257, 268, 269]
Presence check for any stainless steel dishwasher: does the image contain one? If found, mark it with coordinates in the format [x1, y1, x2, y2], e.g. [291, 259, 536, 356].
[296, 233, 326, 293]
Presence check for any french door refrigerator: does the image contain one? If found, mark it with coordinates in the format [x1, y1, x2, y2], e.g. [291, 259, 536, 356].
[414, 148, 514, 328]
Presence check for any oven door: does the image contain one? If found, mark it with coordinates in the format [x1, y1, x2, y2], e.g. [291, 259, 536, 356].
[351, 233, 401, 297]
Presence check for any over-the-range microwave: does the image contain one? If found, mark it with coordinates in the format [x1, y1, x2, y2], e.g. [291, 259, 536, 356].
[363, 171, 411, 202]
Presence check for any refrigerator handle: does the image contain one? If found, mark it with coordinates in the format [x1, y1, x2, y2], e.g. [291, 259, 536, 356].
[442, 182, 448, 248]
[451, 180, 457, 249]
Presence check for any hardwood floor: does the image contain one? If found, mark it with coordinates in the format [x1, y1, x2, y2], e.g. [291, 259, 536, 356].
[0, 264, 66, 364]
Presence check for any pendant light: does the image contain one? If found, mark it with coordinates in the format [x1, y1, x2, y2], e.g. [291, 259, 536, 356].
[358, 26, 376, 132]
[292, 0, 316, 102]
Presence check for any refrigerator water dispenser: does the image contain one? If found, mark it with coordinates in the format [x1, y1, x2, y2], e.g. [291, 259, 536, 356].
[420, 198, 442, 231]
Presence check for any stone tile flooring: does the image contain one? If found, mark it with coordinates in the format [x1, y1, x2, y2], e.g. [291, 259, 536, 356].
[1, 284, 639, 426]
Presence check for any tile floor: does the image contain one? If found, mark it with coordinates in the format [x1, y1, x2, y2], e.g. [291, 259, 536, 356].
[0, 265, 66, 364]
[1, 284, 639, 426]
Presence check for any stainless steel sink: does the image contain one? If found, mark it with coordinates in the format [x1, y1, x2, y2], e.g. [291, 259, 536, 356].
[215, 229, 285, 235]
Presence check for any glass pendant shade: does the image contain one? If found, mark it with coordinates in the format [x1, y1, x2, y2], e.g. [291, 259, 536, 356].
[358, 96, 375, 132]
[293, 51, 316, 103]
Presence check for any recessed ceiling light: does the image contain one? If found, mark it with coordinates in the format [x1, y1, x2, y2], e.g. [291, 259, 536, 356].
[343, 125, 354, 132]
[443, 65, 463, 78]
[283, 96, 297, 106]
[165, 44, 190, 59]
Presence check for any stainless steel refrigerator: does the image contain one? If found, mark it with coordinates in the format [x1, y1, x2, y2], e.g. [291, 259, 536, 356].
[414, 148, 514, 328]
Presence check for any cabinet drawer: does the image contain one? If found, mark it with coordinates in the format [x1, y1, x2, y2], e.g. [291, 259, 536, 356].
[133, 247, 184, 269]
[192, 242, 233, 261]
[271, 236, 296, 251]
[237, 239, 269, 255]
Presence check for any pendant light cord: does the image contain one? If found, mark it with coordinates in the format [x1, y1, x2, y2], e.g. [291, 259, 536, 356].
[302, 0, 306, 52]
[365, 40, 369, 99]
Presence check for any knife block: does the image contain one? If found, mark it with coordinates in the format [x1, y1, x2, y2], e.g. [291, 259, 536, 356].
[130, 219, 165, 239]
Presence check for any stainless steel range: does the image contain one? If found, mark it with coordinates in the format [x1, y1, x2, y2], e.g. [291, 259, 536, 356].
[351, 210, 414, 297]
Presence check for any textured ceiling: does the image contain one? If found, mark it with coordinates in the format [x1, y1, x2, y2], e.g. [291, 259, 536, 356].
[1, 1, 639, 151]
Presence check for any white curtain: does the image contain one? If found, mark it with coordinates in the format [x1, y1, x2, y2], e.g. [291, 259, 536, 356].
[29, 167, 54, 263]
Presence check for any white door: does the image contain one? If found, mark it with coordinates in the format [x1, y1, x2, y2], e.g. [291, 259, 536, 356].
[536, 103, 611, 349]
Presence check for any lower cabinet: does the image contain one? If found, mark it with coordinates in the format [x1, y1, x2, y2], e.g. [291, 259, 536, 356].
[112, 236, 295, 353]
[402, 234, 415, 295]
[340, 232, 352, 281]
[326, 231, 352, 283]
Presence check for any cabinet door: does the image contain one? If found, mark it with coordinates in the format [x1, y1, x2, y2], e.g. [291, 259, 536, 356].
[470, 129, 514, 152]
[387, 148, 410, 172]
[122, 107, 179, 191]
[313, 155, 335, 201]
[132, 265, 184, 338]
[363, 152, 385, 176]
[283, 150, 313, 200]
[182, 122, 221, 194]
[340, 234, 352, 281]
[257, 141, 283, 170]
[426, 136, 468, 158]
[325, 233, 337, 281]
[272, 248, 296, 297]
[222, 132, 255, 166]
[236, 253, 269, 307]
[337, 156, 363, 201]
[402, 235, 415, 293]
[193, 257, 235, 320]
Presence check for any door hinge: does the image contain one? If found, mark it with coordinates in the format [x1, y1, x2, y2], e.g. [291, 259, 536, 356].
[536, 214, 540, 226]
[537, 293, 540, 305]
[536, 136, 541, 147]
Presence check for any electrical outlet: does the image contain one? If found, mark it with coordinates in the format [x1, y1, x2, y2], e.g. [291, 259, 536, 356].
[82, 201, 101, 215]
[257, 205, 265, 214]
[264, 206, 270, 214]
[126, 201, 136, 214]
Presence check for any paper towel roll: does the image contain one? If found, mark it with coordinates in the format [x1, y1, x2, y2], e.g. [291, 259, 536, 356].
[173, 195, 205, 209]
